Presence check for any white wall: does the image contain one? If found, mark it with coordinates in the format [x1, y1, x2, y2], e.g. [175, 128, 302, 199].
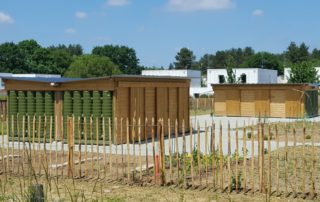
[142, 69, 201, 87]
[207, 68, 278, 85]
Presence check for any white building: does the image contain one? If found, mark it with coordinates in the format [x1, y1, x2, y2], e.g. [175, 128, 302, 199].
[142, 69, 211, 96]
[207, 68, 278, 85]
[0, 73, 61, 89]
[282, 67, 320, 83]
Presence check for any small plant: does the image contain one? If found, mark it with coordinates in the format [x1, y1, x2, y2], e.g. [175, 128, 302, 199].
[305, 134, 311, 139]
[246, 132, 252, 139]
[264, 148, 268, 154]
[231, 172, 242, 190]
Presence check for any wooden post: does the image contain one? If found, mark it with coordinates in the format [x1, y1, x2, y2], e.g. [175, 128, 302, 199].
[109, 117, 113, 176]
[205, 121, 209, 186]
[243, 123, 247, 193]
[251, 125, 254, 194]
[311, 122, 316, 198]
[32, 116, 36, 170]
[90, 116, 94, 177]
[211, 122, 216, 189]
[11, 115, 14, 174]
[67, 117, 74, 178]
[121, 118, 124, 179]
[144, 117, 149, 176]
[1, 116, 4, 174]
[115, 118, 118, 180]
[96, 117, 100, 178]
[175, 119, 179, 183]
[138, 118, 142, 181]
[61, 116, 64, 177]
[197, 121, 201, 186]
[84, 117, 88, 177]
[182, 120, 187, 188]
[169, 118, 173, 183]
[77, 117, 82, 178]
[260, 123, 265, 193]
[235, 121, 239, 192]
[49, 116, 53, 176]
[190, 121, 194, 187]
[132, 118, 136, 181]
[275, 124, 279, 195]
[219, 121, 223, 191]
[102, 117, 106, 178]
[293, 128, 297, 195]
[151, 118, 155, 183]
[284, 123, 288, 195]
[126, 118, 130, 182]
[227, 122, 231, 193]
[267, 125, 271, 198]
[302, 125, 306, 194]
[160, 119, 166, 185]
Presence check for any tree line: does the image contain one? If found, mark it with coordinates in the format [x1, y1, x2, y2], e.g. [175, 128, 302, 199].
[0, 39, 142, 78]
[0, 39, 319, 82]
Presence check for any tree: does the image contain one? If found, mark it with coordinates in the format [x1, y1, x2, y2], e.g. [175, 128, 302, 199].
[226, 65, 236, 83]
[198, 54, 214, 74]
[64, 55, 121, 78]
[174, 48, 196, 69]
[285, 42, 309, 64]
[241, 52, 282, 74]
[288, 61, 319, 83]
[48, 44, 83, 56]
[92, 45, 140, 74]
[0, 42, 26, 73]
[311, 48, 320, 60]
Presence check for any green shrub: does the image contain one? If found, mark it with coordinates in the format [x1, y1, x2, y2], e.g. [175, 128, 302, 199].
[246, 132, 252, 139]
[305, 134, 311, 139]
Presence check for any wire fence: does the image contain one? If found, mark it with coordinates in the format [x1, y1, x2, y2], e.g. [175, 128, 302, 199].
[0, 115, 319, 200]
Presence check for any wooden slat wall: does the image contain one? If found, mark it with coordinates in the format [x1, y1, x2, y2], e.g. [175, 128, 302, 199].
[54, 92, 62, 140]
[270, 90, 286, 118]
[240, 90, 255, 117]
[214, 90, 226, 116]
[226, 90, 240, 116]
[130, 87, 145, 140]
[157, 87, 169, 133]
[255, 90, 270, 117]
[285, 90, 302, 118]
[169, 88, 178, 133]
[178, 88, 189, 131]
[145, 87, 156, 139]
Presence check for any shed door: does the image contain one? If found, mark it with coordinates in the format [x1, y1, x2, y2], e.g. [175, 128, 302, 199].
[214, 90, 226, 116]
[241, 90, 255, 116]
[270, 90, 285, 118]
[226, 90, 240, 116]
[285, 90, 301, 118]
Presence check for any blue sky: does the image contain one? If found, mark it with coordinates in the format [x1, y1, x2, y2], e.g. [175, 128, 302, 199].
[0, 0, 320, 67]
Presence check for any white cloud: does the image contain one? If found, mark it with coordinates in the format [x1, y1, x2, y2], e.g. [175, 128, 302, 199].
[107, 0, 130, 6]
[167, 0, 234, 12]
[0, 12, 14, 24]
[65, 28, 76, 34]
[75, 11, 87, 19]
[252, 9, 264, 17]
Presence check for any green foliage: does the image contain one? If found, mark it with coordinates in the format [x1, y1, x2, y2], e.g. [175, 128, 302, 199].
[285, 42, 309, 64]
[305, 134, 311, 139]
[226, 66, 236, 83]
[246, 132, 252, 139]
[92, 45, 140, 74]
[241, 52, 283, 74]
[174, 47, 196, 69]
[288, 61, 319, 83]
[64, 55, 121, 78]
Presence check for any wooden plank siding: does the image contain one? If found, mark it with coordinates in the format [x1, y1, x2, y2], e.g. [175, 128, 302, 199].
[212, 84, 318, 118]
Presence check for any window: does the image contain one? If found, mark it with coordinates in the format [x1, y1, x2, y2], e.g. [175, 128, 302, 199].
[218, 75, 225, 84]
[240, 73, 246, 83]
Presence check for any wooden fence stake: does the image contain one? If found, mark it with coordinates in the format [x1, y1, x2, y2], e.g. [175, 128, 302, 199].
[169, 118, 173, 183]
[311, 122, 316, 198]
[77, 117, 82, 178]
[211, 122, 216, 189]
[235, 121, 239, 192]
[182, 120, 187, 188]
[96, 117, 100, 178]
[293, 128, 297, 195]
[276, 124, 279, 195]
[284, 123, 288, 195]
[126, 118, 130, 182]
[115, 118, 118, 180]
[102, 117, 106, 178]
[67, 117, 74, 178]
[61, 116, 64, 177]
[197, 121, 202, 187]
[219, 121, 223, 191]
[49, 116, 53, 176]
[151, 118, 155, 183]
[144, 117, 149, 176]
[132, 118, 136, 181]
[302, 125, 306, 194]
[243, 122, 247, 193]
[227, 122, 231, 193]
[160, 119, 166, 185]
[121, 118, 124, 179]
[205, 121, 209, 186]
[90, 116, 94, 177]
[260, 123, 265, 193]
[109, 117, 113, 176]
[138, 118, 142, 181]
[190, 121, 194, 187]
[175, 119, 179, 183]
[251, 124, 254, 194]
[267, 125, 271, 198]
[84, 117, 88, 177]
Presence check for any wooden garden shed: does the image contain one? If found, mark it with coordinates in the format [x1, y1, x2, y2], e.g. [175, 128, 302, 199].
[3, 75, 190, 143]
[212, 84, 318, 118]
